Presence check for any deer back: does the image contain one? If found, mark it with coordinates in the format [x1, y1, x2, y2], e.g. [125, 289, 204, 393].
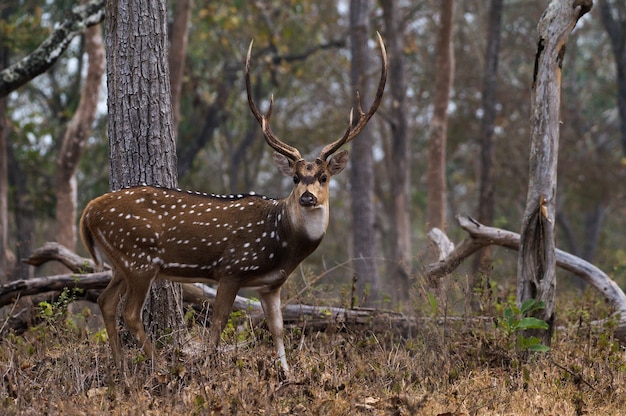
[80, 186, 324, 287]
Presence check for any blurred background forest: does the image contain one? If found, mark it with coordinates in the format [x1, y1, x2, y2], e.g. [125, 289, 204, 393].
[1, 0, 625, 310]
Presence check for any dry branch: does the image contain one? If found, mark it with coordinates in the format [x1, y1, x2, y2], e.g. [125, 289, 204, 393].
[424, 214, 626, 341]
[0, 0, 105, 97]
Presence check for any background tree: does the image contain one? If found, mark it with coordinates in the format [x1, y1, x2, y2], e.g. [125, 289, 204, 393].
[380, 0, 412, 304]
[471, 0, 503, 300]
[599, 0, 626, 156]
[0, 18, 9, 282]
[54, 17, 104, 258]
[105, 0, 185, 349]
[426, 0, 455, 231]
[349, 0, 381, 306]
[169, 0, 192, 131]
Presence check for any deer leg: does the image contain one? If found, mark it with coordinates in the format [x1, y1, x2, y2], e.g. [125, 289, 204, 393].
[97, 270, 126, 366]
[258, 286, 289, 375]
[208, 279, 241, 351]
[120, 272, 155, 359]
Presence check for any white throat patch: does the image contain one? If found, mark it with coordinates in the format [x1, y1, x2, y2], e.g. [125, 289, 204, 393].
[302, 205, 328, 241]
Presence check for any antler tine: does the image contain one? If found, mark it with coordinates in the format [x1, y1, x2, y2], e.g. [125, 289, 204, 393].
[318, 32, 388, 161]
[246, 40, 302, 162]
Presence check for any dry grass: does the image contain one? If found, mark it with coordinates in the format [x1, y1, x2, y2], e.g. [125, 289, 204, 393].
[1, 288, 626, 415]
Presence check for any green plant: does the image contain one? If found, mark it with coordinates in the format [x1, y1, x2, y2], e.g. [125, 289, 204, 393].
[497, 299, 550, 353]
[37, 287, 82, 325]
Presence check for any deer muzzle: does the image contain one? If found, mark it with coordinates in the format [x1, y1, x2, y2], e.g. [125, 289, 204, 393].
[299, 191, 317, 207]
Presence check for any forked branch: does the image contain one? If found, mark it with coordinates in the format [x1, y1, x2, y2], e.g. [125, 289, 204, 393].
[424, 215, 626, 316]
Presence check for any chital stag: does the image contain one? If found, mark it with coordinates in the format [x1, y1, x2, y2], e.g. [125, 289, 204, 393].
[80, 33, 387, 374]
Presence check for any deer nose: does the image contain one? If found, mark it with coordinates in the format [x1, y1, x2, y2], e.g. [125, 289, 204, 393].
[299, 191, 317, 207]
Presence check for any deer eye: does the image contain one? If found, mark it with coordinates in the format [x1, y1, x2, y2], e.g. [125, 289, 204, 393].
[293, 175, 300, 184]
[320, 174, 328, 184]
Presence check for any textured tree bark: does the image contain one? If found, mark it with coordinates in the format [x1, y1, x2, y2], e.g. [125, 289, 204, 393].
[426, 0, 455, 230]
[55, 19, 105, 258]
[380, 0, 412, 305]
[105, 0, 185, 351]
[349, 0, 381, 305]
[517, 0, 592, 347]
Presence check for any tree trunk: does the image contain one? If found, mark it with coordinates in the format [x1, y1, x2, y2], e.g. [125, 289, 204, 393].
[6, 144, 34, 281]
[517, 0, 592, 347]
[349, 0, 381, 306]
[55, 18, 104, 257]
[426, 0, 455, 230]
[0, 31, 10, 283]
[599, 0, 626, 156]
[380, 0, 412, 306]
[471, 0, 503, 284]
[168, 0, 192, 131]
[105, 0, 185, 350]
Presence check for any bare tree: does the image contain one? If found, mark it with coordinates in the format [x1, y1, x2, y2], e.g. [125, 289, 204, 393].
[517, 0, 592, 347]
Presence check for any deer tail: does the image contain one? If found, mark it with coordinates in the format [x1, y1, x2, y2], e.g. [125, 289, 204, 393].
[79, 210, 105, 272]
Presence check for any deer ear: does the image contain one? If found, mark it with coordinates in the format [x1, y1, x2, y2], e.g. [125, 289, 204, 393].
[328, 150, 349, 176]
[273, 152, 294, 177]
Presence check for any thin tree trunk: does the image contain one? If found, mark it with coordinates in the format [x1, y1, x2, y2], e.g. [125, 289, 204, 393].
[168, 0, 192, 130]
[55, 19, 104, 257]
[381, 0, 411, 305]
[472, 0, 503, 283]
[0, 30, 9, 282]
[517, 0, 592, 347]
[105, 0, 185, 350]
[426, 0, 455, 230]
[349, 0, 380, 306]
[599, 0, 626, 156]
[6, 143, 34, 280]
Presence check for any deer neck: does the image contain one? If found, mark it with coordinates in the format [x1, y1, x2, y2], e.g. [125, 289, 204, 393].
[281, 192, 329, 245]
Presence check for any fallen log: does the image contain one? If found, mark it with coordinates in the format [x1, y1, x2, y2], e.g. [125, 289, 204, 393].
[2, 243, 419, 337]
[9, 237, 626, 342]
[424, 214, 626, 341]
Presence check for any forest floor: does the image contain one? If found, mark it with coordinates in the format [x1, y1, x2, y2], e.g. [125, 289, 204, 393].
[1, 287, 626, 415]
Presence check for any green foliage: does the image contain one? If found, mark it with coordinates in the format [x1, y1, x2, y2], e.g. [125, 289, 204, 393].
[221, 310, 254, 344]
[497, 299, 550, 353]
[37, 287, 82, 326]
[426, 292, 439, 316]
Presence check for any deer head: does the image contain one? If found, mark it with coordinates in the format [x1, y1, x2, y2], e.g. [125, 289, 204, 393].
[79, 33, 387, 376]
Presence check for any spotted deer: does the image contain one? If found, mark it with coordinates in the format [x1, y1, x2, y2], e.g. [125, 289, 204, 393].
[80, 34, 387, 374]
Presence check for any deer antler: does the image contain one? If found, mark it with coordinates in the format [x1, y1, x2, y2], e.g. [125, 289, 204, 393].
[318, 32, 388, 161]
[246, 40, 303, 162]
